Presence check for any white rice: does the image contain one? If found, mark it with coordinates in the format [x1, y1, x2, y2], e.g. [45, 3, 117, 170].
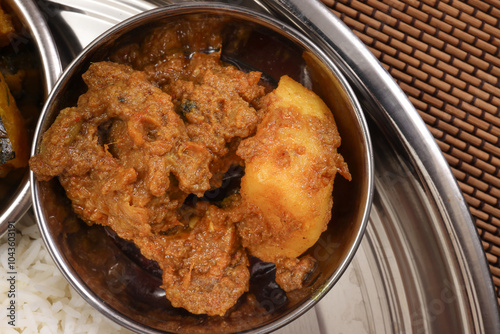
[0, 214, 132, 333]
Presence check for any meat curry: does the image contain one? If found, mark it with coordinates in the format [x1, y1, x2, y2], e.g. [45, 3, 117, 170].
[30, 26, 350, 317]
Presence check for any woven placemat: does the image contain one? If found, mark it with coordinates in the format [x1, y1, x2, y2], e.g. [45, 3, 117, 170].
[322, 0, 500, 304]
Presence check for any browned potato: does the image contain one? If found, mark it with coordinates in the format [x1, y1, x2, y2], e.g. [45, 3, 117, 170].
[0, 4, 14, 47]
[0, 72, 28, 177]
[237, 75, 350, 262]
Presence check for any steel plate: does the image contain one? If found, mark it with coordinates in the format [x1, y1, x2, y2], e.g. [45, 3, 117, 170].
[30, 0, 500, 333]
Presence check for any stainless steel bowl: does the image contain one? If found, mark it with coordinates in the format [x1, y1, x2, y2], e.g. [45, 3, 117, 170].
[31, 3, 373, 333]
[0, 0, 61, 237]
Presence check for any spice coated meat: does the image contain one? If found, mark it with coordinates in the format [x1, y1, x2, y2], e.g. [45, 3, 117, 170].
[30, 50, 350, 316]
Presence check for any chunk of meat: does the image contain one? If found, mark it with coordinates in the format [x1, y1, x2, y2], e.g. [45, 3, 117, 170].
[274, 255, 316, 292]
[134, 204, 249, 316]
[150, 52, 266, 157]
[30, 61, 214, 238]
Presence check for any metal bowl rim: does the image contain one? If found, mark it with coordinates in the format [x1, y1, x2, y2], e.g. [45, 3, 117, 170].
[0, 0, 62, 237]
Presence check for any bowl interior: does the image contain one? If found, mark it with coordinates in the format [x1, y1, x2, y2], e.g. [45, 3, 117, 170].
[0, 0, 60, 235]
[32, 5, 372, 334]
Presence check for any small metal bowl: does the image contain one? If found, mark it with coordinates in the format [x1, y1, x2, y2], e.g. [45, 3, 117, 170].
[0, 0, 61, 236]
[31, 3, 373, 333]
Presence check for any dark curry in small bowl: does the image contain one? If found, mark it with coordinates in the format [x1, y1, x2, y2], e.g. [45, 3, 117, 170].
[0, 0, 60, 236]
[30, 4, 373, 333]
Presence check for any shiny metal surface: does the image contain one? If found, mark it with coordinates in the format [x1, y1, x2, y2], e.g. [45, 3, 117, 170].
[37, 0, 270, 68]
[0, 0, 61, 237]
[31, 3, 372, 333]
[36, 0, 162, 64]
[260, 0, 500, 333]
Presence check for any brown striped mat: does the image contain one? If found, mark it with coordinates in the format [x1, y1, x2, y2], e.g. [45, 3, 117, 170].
[321, 0, 500, 304]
